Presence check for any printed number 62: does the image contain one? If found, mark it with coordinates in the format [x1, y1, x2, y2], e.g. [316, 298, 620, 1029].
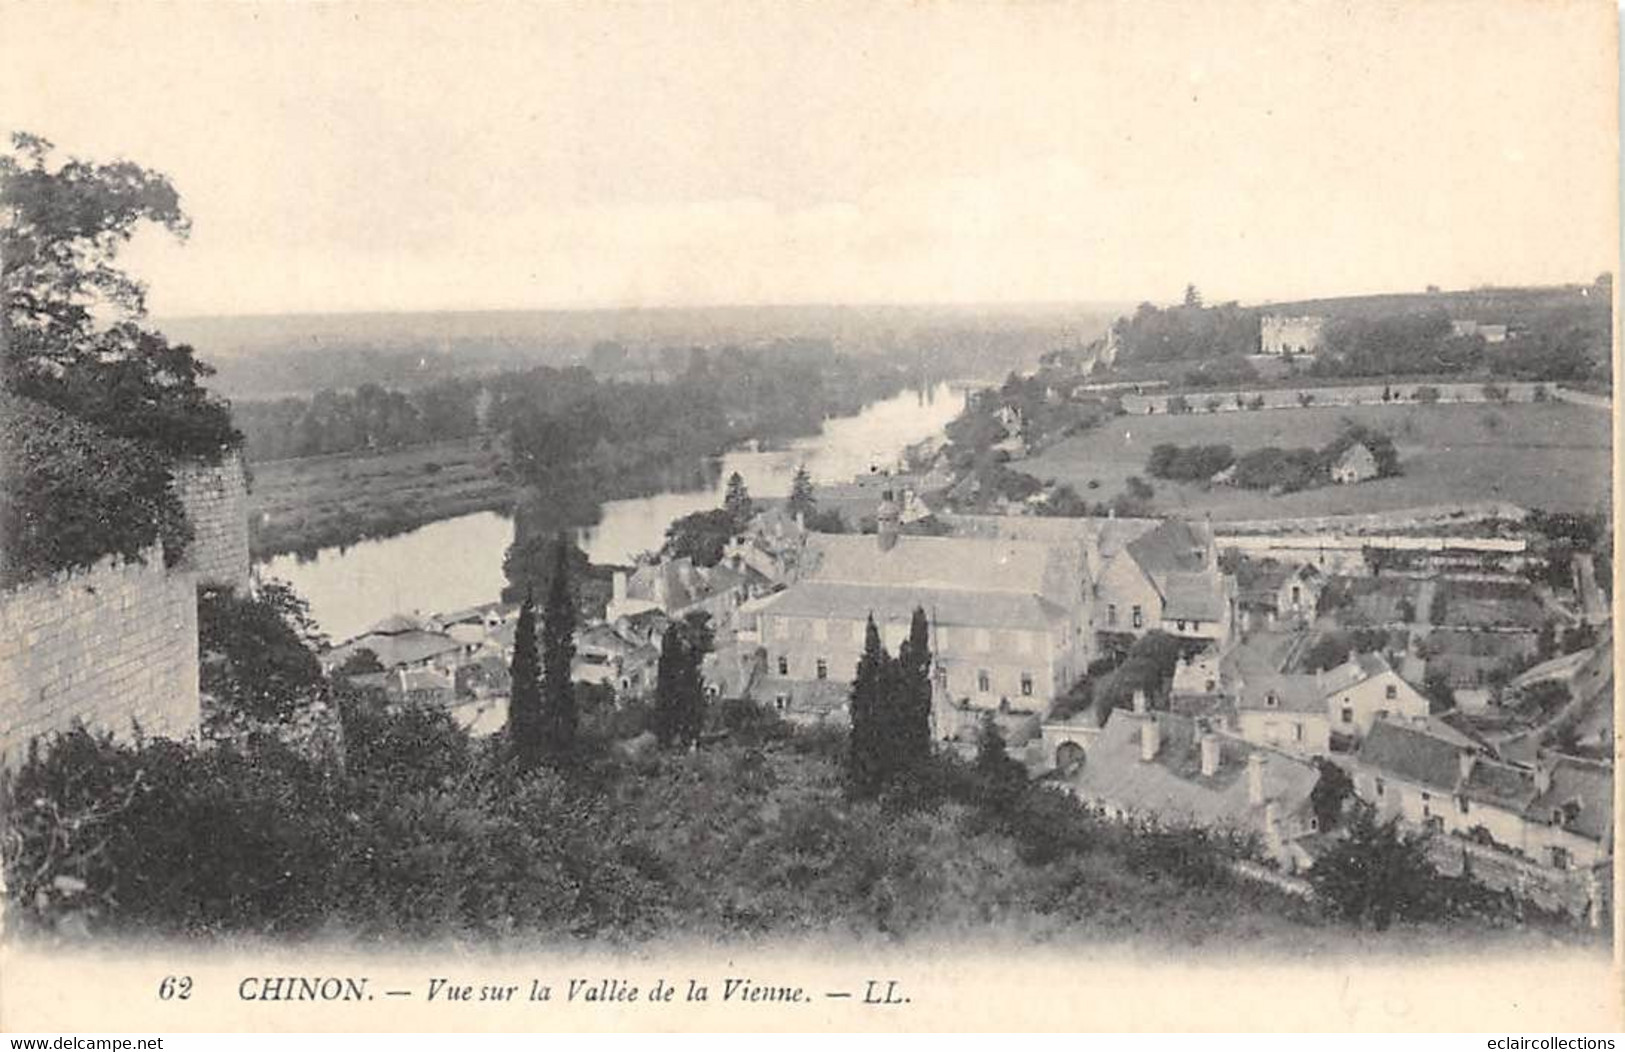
[158, 976, 192, 1001]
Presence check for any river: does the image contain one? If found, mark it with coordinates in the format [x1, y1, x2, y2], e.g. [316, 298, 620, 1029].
[259, 381, 970, 642]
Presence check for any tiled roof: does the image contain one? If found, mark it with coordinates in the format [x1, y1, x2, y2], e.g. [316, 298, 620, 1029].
[1355, 718, 1463, 792]
[1460, 757, 1538, 811]
[365, 612, 430, 636]
[1236, 672, 1325, 714]
[756, 580, 1071, 630]
[1163, 572, 1226, 622]
[1125, 519, 1211, 576]
[1068, 710, 1318, 828]
[802, 532, 1063, 598]
[1528, 758, 1614, 843]
[330, 628, 462, 670]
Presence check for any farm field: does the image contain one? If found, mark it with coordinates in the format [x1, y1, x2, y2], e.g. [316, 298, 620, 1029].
[247, 436, 513, 557]
[1023, 401, 1610, 520]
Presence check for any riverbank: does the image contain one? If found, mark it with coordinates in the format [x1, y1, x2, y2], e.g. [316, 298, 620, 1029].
[248, 436, 514, 559]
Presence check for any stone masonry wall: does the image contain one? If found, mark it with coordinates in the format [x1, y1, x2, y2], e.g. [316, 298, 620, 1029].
[172, 451, 252, 593]
[0, 546, 200, 768]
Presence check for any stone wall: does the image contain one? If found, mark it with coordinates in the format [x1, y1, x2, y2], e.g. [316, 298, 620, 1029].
[172, 451, 252, 593]
[0, 546, 200, 768]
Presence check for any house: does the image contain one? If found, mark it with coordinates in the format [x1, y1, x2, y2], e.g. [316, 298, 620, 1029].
[573, 622, 660, 695]
[1058, 700, 1323, 872]
[427, 601, 517, 646]
[1353, 718, 1614, 874]
[1096, 517, 1235, 646]
[1233, 671, 1332, 754]
[936, 511, 1238, 651]
[1451, 319, 1509, 344]
[607, 555, 765, 631]
[1170, 644, 1226, 701]
[1320, 651, 1430, 741]
[1259, 314, 1327, 356]
[1330, 443, 1378, 485]
[748, 496, 1090, 726]
[322, 613, 466, 674]
[1237, 561, 1323, 630]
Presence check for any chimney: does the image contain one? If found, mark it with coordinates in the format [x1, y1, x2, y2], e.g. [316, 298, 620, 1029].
[1200, 734, 1222, 777]
[1263, 801, 1282, 850]
[1139, 717, 1162, 762]
[1247, 752, 1267, 806]
[1457, 749, 1476, 785]
[612, 570, 627, 604]
[1132, 688, 1148, 714]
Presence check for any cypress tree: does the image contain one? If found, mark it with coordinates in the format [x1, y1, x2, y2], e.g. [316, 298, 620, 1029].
[654, 626, 686, 749]
[540, 533, 578, 759]
[787, 464, 816, 521]
[847, 615, 890, 797]
[723, 471, 754, 531]
[507, 592, 543, 771]
[894, 606, 935, 769]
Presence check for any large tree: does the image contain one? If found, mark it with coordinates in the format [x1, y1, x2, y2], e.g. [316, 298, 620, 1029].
[893, 606, 935, 769]
[1307, 802, 1445, 930]
[540, 534, 578, 759]
[787, 464, 816, 522]
[846, 616, 892, 798]
[653, 615, 709, 750]
[1, 133, 239, 459]
[507, 593, 543, 770]
[723, 471, 754, 530]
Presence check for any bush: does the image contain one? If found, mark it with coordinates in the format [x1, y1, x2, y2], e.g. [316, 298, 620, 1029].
[1146, 443, 1236, 483]
[0, 396, 192, 586]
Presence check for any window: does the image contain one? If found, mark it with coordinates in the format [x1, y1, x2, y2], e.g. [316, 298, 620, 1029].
[1421, 792, 1432, 819]
[934, 663, 948, 689]
[1205, 679, 1216, 692]
[1374, 778, 1386, 798]
[977, 669, 991, 693]
[1549, 846, 1571, 870]
[774, 694, 789, 712]
[1264, 691, 1278, 708]
[1341, 706, 1354, 725]
[1131, 605, 1143, 629]
[1020, 673, 1033, 696]
[1458, 796, 1470, 815]
[1292, 723, 1304, 742]
[1176, 620, 1186, 632]
[1107, 604, 1118, 626]
[1290, 585, 1301, 606]
[815, 659, 828, 680]
[1384, 683, 1397, 701]
[777, 655, 789, 676]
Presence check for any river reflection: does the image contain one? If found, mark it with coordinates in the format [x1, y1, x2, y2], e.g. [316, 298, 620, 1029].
[259, 382, 969, 641]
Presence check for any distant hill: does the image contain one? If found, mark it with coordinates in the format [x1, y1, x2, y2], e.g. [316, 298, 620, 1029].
[1256, 280, 1609, 325]
[159, 302, 1126, 400]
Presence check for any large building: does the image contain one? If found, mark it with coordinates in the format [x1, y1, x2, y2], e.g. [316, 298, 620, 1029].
[750, 498, 1091, 723]
[1259, 314, 1327, 356]
[749, 502, 1238, 725]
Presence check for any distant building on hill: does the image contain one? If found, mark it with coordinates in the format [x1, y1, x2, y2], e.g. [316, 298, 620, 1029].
[1259, 314, 1327, 356]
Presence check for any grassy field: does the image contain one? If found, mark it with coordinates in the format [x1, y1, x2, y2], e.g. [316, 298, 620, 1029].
[247, 436, 513, 556]
[1023, 401, 1611, 520]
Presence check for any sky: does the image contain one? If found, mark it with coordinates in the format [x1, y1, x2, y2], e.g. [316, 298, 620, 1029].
[2, 1, 1617, 317]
